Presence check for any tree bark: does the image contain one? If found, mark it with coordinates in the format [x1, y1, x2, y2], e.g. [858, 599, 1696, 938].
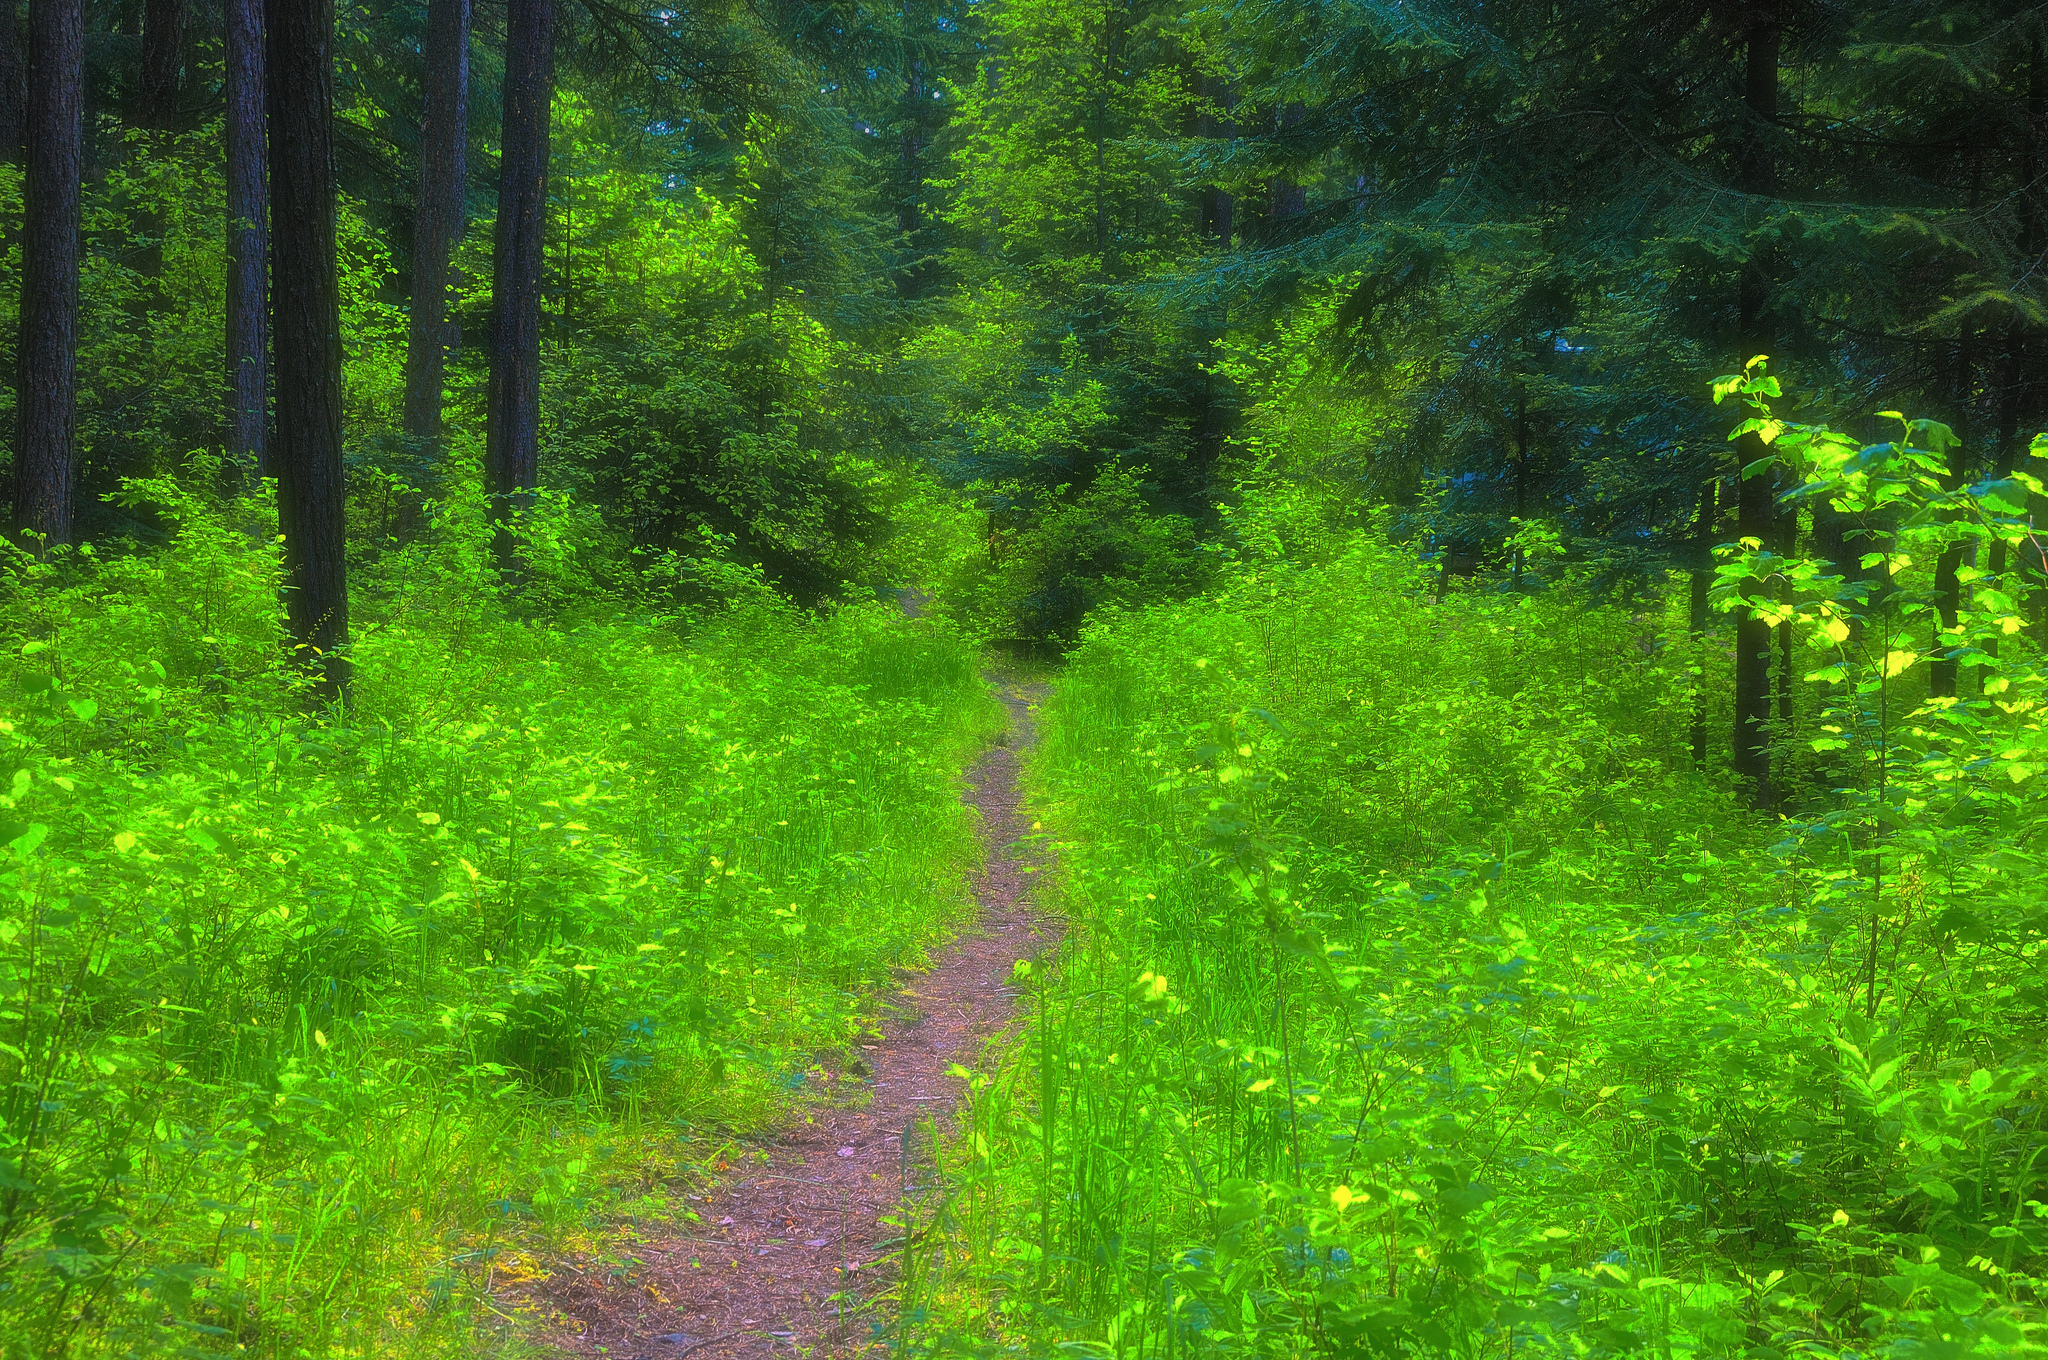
[895, 60, 930, 299]
[0, 2, 26, 163]
[268, 0, 350, 702]
[12, 0, 81, 549]
[1776, 510, 1796, 751]
[137, 0, 186, 130]
[1732, 4, 1780, 808]
[2018, 37, 2048, 649]
[1689, 476, 1718, 765]
[226, 0, 267, 473]
[1268, 103, 1307, 224]
[1197, 72, 1234, 249]
[1930, 331, 1973, 698]
[484, 0, 554, 580]
[402, 0, 469, 450]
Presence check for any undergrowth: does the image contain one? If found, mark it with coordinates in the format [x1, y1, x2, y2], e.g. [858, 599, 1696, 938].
[912, 388, 2048, 1357]
[0, 466, 1000, 1356]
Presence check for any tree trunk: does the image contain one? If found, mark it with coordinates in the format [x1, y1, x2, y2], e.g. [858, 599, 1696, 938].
[2019, 37, 2048, 649]
[895, 60, 930, 299]
[1197, 72, 1234, 249]
[1732, 4, 1780, 808]
[137, 0, 186, 130]
[1988, 326, 2023, 648]
[402, 0, 469, 452]
[0, 2, 26, 163]
[1776, 510, 1796, 760]
[12, 0, 81, 549]
[129, 0, 187, 288]
[268, 0, 350, 702]
[483, 0, 554, 580]
[1268, 103, 1307, 225]
[226, 0, 266, 473]
[1930, 331, 1973, 698]
[1511, 380, 1530, 589]
[1689, 476, 1718, 765]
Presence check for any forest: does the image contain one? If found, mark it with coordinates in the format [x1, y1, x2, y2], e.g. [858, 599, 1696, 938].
[0, 0, 2044, 1355]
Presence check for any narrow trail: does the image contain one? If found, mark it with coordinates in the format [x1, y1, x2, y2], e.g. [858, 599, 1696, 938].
[547, 676, 1054, 1359]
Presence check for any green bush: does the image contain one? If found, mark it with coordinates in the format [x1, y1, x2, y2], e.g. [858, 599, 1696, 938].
[912, 386, 2048, 1357]
[0, 469, 1000, 1355]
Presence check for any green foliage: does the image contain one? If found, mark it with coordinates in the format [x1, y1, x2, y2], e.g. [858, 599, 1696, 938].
[906, 381, 2048, 1356]
[0, 470, 999, 1354]
[901, 294, 1217, 640]
[1712, 358, 2048, 1011]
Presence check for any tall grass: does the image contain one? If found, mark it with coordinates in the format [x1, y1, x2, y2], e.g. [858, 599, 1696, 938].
[0, 470, 1001, 1356]
[916, 520, 2048, 1357]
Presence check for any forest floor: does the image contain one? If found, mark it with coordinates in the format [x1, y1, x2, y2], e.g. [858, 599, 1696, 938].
[538, 674, 1055, 1359]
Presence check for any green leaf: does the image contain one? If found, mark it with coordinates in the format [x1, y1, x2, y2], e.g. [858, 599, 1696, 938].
[66, 698, 97, 723]
[1917, 1179, 1959, 1205]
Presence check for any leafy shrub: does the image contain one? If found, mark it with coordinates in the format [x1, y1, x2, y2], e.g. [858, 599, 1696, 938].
[911, 383, 2048, 1358]
[0, 471, 999, 1355]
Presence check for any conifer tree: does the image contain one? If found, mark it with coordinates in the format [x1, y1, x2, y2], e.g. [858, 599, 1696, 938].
[226, 0, 267, 472]
[12, 0, 81, 549]
[485, 0, 554, 578]
[268, 0, 349, 701]
[403, 0, 469, 456]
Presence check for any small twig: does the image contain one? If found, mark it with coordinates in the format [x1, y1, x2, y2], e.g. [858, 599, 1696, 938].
[674, 1329, 760, 1357]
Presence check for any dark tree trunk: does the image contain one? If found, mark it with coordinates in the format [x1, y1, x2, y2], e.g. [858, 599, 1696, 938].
[129, 0, 187, 287]
[1732, 5, 1780, 808]
[268, 0, 350, 702]
[1989, 326, 2023, 619]
[1689, 476, 1718, 765]
[2018, 38, 2048, 649]
[483, 0, 554, 579]
[402, 0, 469, 451]
[1930, 332, 1973, 698]
[225, 0, 266, 473]
[1197, 73, 1234, 249]
[1267, 103, 1307, 229]
[1511, 380, 1531, 588]
[0, 2, 26, 163]
[137, 0, 186, 130]
[1776, 511, 1796, 751]
[12, 0, 81, 549]
[894, 60, 930, 299]
[1988, 323, 2032, 675]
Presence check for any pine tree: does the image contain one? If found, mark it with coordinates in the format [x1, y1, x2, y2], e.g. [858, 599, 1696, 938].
[268, 0, 349, 701]
[136, 0, 185, 130]
[402, 0, 469, 456]
[226, 0, 267, 473]
[484, 0, 554, 579]
[12, 0, 81, 549]
[0, 2, 24, 163]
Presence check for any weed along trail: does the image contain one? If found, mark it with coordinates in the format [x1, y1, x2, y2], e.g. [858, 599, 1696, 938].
[557, 676, 1055, 1359]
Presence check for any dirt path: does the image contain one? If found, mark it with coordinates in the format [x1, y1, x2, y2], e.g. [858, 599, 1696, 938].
[545, 677, 1053, 1359]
